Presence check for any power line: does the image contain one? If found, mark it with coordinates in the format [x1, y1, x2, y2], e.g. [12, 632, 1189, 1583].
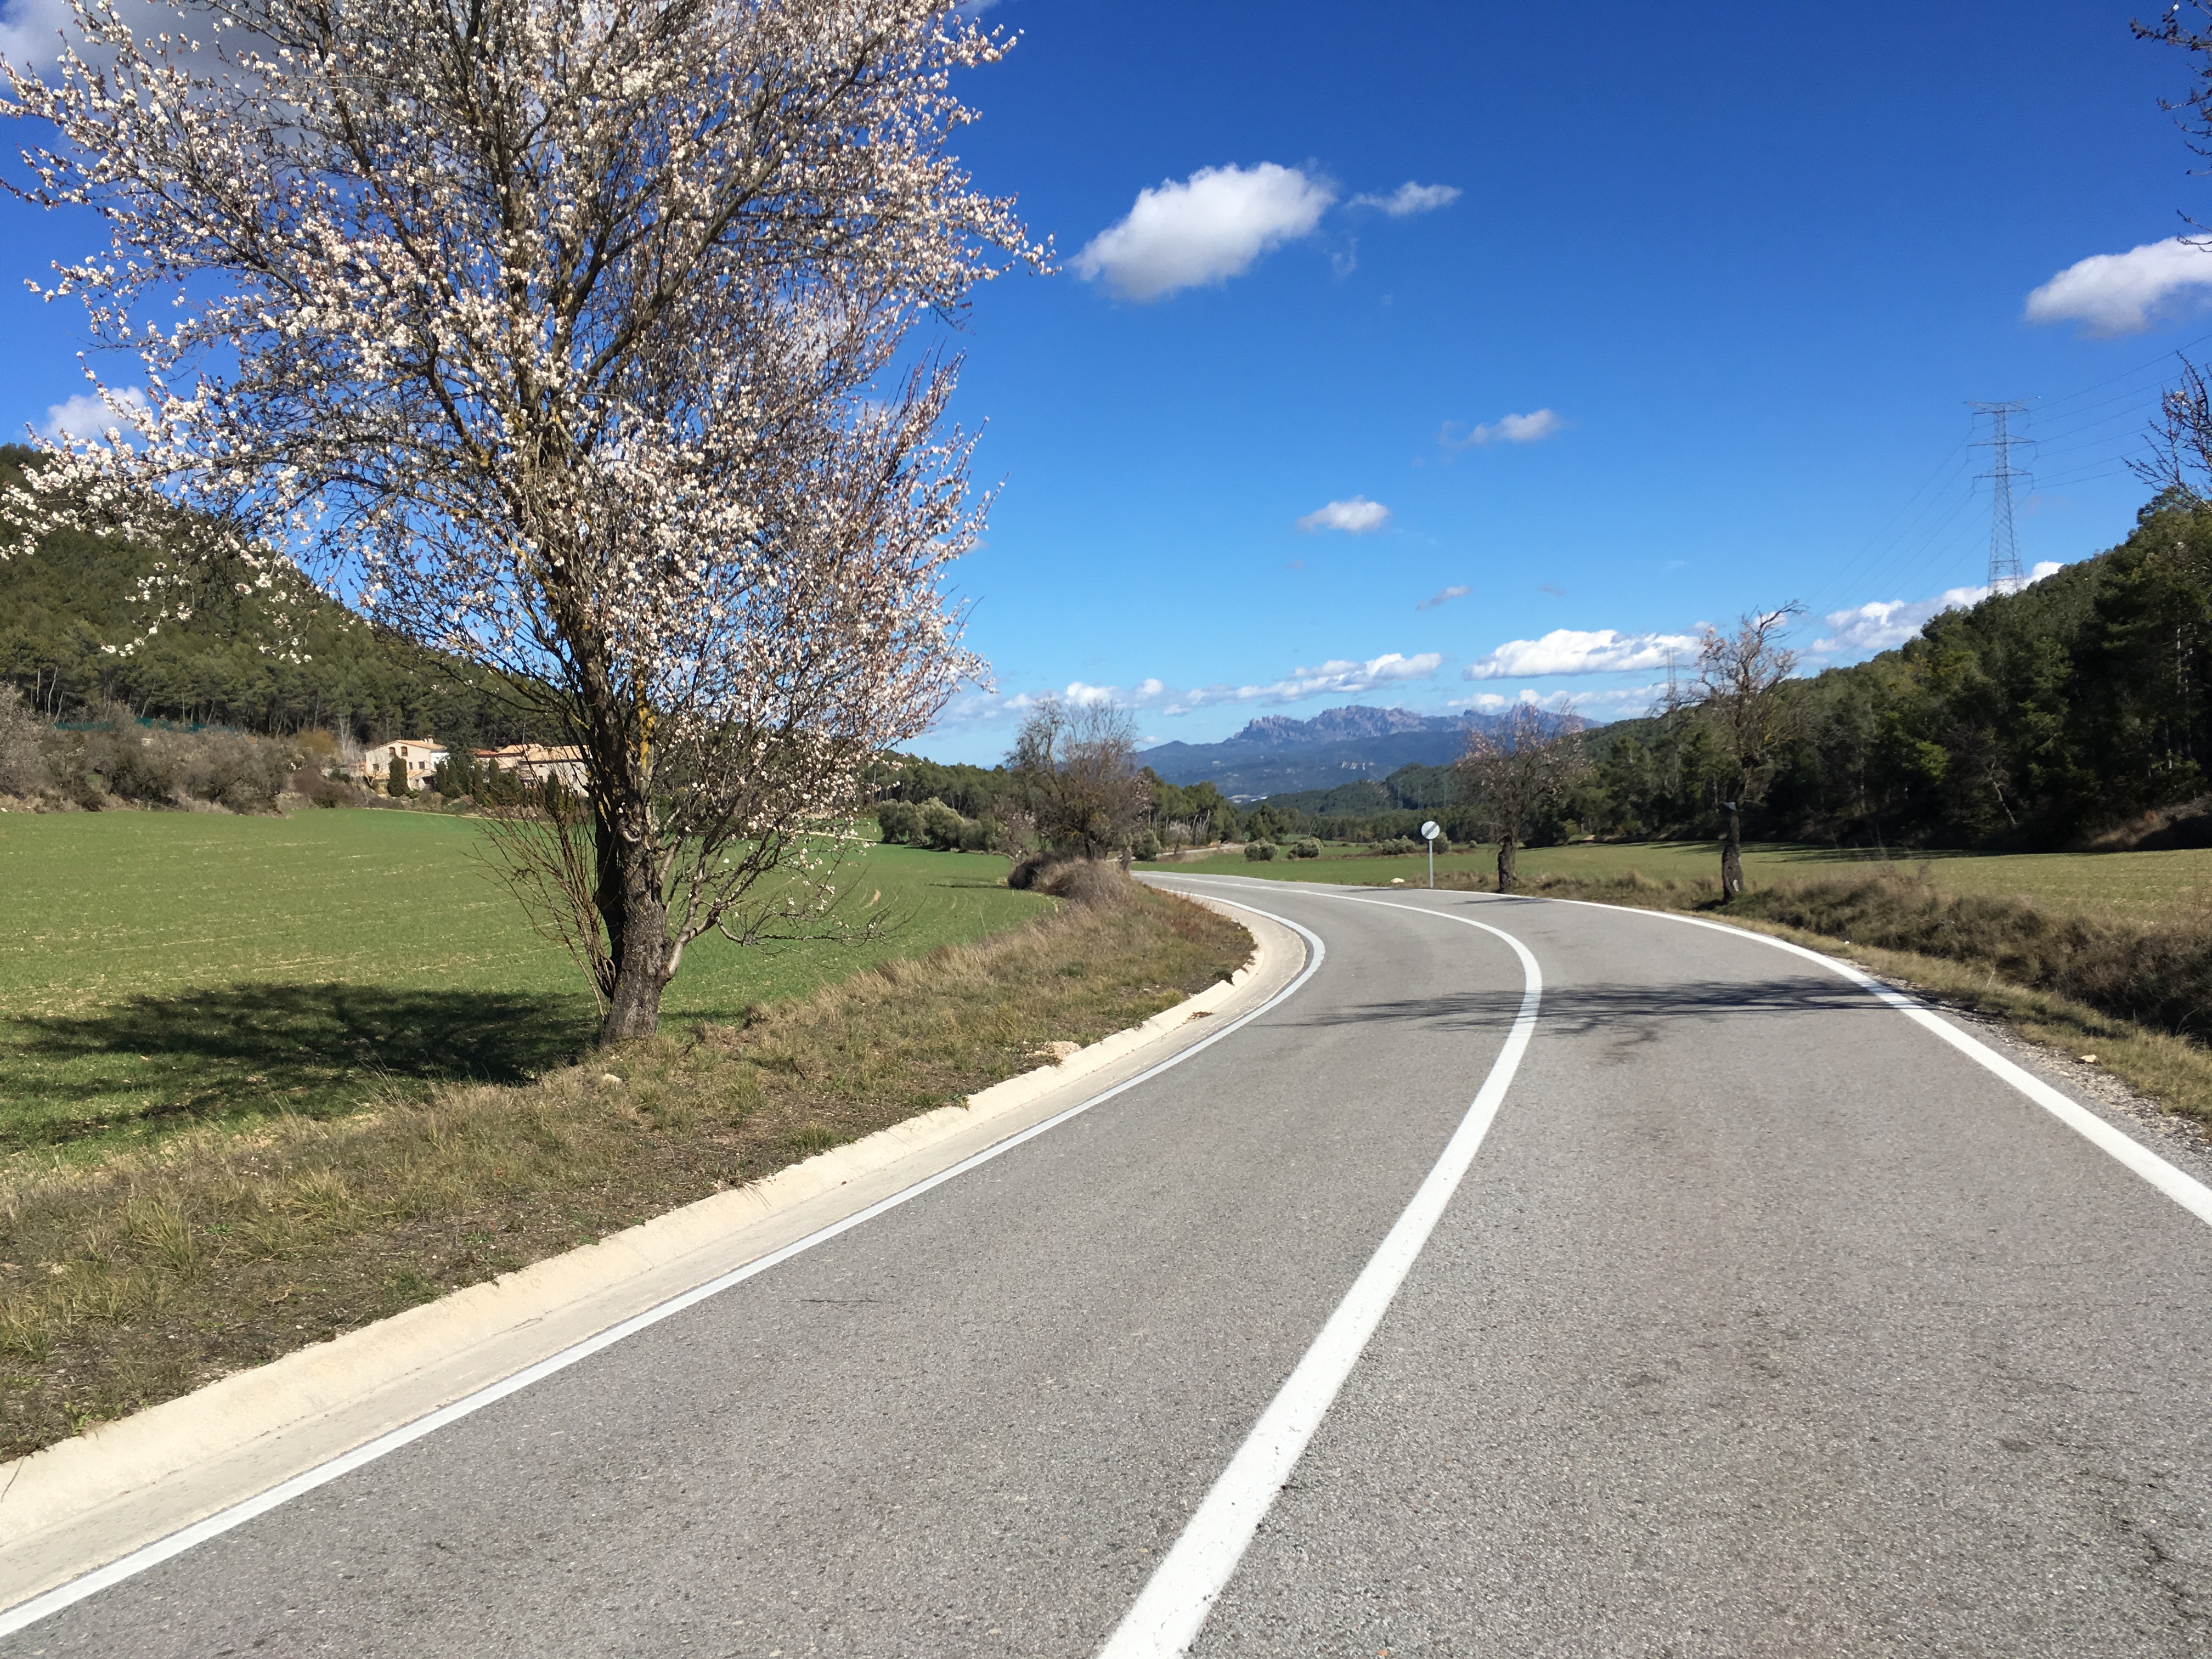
[1970, 400, 2030, 592]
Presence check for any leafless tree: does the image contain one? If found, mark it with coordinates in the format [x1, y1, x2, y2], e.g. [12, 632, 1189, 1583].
[2136, 356, 2212, 500]
[1695, 605, 1804, 899]
[1007, 698, 1151, 861]
[1454, 704, 1590, 893]
[3, 0, 1045, 1043]
[2127, 13, 2212, 499]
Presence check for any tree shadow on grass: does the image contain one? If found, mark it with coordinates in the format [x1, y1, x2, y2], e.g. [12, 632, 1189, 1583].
[3, 983, 592, 1149]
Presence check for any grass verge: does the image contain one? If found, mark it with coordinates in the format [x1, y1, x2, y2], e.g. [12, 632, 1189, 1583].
[0, 812, 1046, 1158]
[0, 877, 1248, 1461]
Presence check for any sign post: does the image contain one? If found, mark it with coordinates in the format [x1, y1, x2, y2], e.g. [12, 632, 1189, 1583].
[1420, 819, 1441, 889]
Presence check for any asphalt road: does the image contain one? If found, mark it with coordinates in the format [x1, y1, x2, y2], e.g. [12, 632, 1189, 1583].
[14, 876, 2212, 1657]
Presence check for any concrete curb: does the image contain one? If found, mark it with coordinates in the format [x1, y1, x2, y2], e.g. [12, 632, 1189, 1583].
[0, 897, 1302, 1613]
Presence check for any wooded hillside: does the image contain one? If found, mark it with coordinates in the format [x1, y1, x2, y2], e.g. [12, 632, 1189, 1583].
[0, 446, 538, 747]
[1581, 493, 2210, 850]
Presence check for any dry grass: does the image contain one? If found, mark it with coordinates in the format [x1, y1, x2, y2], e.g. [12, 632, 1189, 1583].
[1458, 866, 2212, 1124]
[0, 876, 1249, 1460]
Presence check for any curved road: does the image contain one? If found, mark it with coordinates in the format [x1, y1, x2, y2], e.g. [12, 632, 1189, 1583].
[12, 875, 2212, 1656]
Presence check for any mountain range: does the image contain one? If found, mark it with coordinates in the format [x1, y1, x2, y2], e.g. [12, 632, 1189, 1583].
[1139, 705, 1504, 799]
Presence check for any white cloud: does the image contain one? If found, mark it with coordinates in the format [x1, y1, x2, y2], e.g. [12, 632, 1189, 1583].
[1416, 584, 1470, 611]
[2024, 236, 2212, 336]
[941, 652, 1444, 729]
[1125, 651, 1443, 715]
[1462, 627, 1700, 680]
[1350, 181, 1461, 217]
[1297, 495, 1390, 534]
[1441, 408, 1565, 449]
[0, 0, 74, 71]
[1814, 563, 2063, 653]
[1, 0, 175, 75]
[1072, 162, 1335, 302]
[37, 386, 150, 445]
[1452, 682, 1662, 720]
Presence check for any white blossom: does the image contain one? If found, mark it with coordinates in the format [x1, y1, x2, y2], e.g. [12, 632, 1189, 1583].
[2, 0, 1044, 1038]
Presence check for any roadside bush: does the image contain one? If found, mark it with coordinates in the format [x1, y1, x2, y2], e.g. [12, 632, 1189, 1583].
[1006, 854, 1133, 906]
[1132, 828, 1161, 861]
[1288, 837, 1322, 860]
[0, 687, 47, 797]
[1244, 840, 1277, 861]
[1368, 837, 1421, 856]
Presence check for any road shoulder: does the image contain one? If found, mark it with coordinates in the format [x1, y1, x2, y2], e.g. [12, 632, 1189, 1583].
[0, 898, 1303, 1619]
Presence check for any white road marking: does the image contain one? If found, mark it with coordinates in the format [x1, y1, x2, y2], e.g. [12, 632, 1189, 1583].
[1172, 872, 2212, 1232]
[1097, 898, 1541, 1659]
[0, 903, 1329, 1641]
[1538, 894, 2212, 1229]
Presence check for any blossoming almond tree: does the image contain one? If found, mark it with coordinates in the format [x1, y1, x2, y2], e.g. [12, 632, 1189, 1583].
[2, 0, 1042, 1041]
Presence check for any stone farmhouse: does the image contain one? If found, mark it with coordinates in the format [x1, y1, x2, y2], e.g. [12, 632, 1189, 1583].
[350, 738, 447, 789]
[476, 743, 589, 793]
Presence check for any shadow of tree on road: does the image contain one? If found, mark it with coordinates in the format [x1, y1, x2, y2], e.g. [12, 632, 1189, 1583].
[1306, 978, 1889, 1037]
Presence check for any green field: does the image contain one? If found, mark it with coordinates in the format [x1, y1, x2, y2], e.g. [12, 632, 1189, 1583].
[0, 811, 1046, 1155]
[1144, 839, 2212, 927]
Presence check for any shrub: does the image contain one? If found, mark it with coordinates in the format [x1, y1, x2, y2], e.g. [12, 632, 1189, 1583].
[1287, 837, 1321, 859]
[874, 799, 919, 844]
[80, 713, 178, 803]
[917, 797, 967, 850]
[1132, 828, 1161, 861]
[1244, 840, 1278, 861]
[179, 729, 295, 811]
[0, 687, 47, 797]
[46, 708, 296, 811]
[1368, 837, 1420, 857]
[1007, 853, 1130, 905]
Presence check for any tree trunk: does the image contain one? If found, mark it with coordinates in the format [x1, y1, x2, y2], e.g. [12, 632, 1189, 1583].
[597, 836, 663, 1044]
[1496, 831, 1519, 893]
[1720, 803, 1744, 899]
[595, 802, 670, 1045]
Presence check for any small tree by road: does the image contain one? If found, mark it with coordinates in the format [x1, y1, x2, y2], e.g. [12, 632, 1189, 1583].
[3, 0, 1041, 1044]
[1455, 704, 1590, 893]
[1695, 606, 1805, 898]
[1007, 698, 1150, 861]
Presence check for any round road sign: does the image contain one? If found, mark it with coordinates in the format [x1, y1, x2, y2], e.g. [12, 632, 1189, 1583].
[1420, 820, 1441, 840]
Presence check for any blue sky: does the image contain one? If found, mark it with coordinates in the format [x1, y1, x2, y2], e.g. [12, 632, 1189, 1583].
[2, 0, 2208, 764]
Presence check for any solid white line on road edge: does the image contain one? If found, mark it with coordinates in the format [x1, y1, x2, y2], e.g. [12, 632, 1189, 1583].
[0, 901, 1328, 1644]
[1532, 895, 2212, 1230]
[1097, 898, 1541, 1659]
